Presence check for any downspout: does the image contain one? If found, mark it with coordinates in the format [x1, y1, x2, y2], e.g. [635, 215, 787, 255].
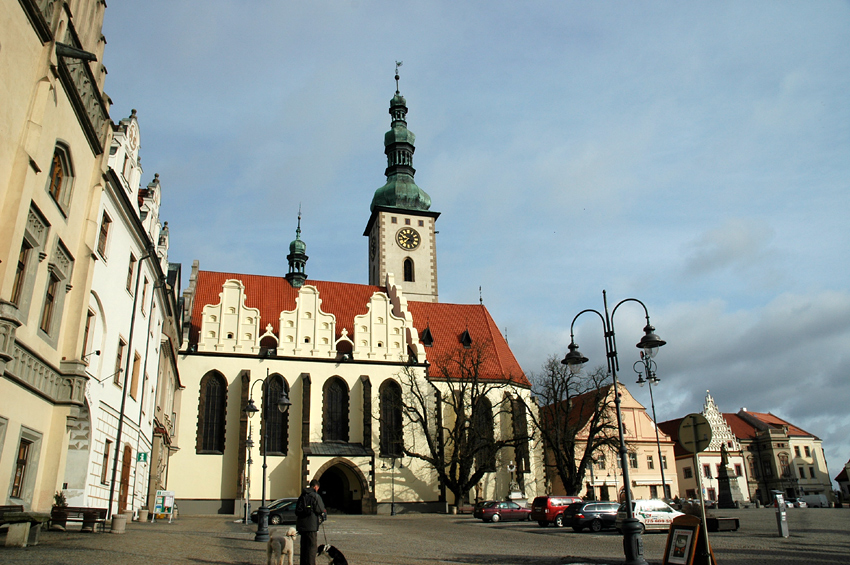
[107, 245, 155, 517]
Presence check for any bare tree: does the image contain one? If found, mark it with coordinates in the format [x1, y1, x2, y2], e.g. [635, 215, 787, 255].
[524, 355, 620, 496]
[394, 342, 532, 507]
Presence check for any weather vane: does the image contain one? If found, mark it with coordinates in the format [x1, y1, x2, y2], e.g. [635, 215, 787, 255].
[395, 60, 403, 93]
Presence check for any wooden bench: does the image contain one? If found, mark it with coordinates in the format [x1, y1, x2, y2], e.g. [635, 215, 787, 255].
[50, 506, 109, 532]
[1, 505, 50, 547]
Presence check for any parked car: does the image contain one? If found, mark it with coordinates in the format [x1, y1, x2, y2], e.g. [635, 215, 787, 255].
[530, 495, 583, 527]
[478, 500, 531, 523]
[250, 497, 298, 525]
[786, 498, 808, 508]
[615, 499, 684, 533]
[562, 501, 621, 532]
[473, 501, 498, 520]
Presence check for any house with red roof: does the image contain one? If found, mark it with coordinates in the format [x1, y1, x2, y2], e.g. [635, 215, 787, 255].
[167, 86, 544, 516]
[836, 461, 850, 501]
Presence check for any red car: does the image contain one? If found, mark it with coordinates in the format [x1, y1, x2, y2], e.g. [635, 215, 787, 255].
[530, 495, 583, 527]
[478, 501, 531, 522]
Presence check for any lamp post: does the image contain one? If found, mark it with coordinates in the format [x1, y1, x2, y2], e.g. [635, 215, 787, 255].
[634, 355, 668, 501]
[381, 456, 403, 515]
[244, 369, 291, 541]
[562, 290, 666, 565]
[244, 426, 254, 524]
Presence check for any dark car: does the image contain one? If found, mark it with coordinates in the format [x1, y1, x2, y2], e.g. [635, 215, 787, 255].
[562, 501, 621, 532]
[250, 497, 297, 525]
[479, 501, 531, 523]
[530, 495, 583, 527]
[473, 501, 498, 520]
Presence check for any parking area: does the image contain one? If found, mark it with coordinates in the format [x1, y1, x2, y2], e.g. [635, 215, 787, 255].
[1, 507, 848, 564]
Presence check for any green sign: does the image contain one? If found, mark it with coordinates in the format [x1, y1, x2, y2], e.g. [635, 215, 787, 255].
[137, 452, 148, 462]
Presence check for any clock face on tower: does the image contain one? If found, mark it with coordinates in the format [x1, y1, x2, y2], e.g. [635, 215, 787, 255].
[396, 227, 421, 250]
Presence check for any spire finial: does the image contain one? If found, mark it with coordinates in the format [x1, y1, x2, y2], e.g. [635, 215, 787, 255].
[296, 204, 302, 239]
[479, 285, 483, 305]
[395, 60, 403, 94]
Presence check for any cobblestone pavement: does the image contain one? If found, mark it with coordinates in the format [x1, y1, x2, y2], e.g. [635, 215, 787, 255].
[1, 507, 848, 564]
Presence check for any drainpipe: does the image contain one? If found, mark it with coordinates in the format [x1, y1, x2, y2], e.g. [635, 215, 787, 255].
[107, 245, 155, 517]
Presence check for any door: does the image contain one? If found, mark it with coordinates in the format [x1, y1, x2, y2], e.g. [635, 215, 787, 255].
[118, 444, 132, 513]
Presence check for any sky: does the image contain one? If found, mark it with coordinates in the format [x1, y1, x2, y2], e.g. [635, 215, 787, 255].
[101, 1, 850, 485]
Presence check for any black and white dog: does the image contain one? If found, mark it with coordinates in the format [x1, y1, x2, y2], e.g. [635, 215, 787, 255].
[317, 543, 349, 565]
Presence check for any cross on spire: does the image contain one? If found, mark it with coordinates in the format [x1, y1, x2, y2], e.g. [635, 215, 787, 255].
[395, 60, 403, 93]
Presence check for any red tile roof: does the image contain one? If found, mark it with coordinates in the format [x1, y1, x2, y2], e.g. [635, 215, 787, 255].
[723, 413, 759, 440]
[836, 468, 848, 483]
[741, 411, 816, 438]
[189, 271, 529, 387]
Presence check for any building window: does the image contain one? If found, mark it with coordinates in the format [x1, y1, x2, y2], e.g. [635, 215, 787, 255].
[629, 452, 639, 469]
[379, 380, 403, 457]
[650, 485, 658, 499]
[323, 377, 349, 442]
[799, 466, 805, 479]
[647, 455, 654, 470]
[81, 309, 95, 361]
[748, 456, 758, 479]
[39, 274, 59, 333]
[47, 145, 74, 213]
[473, 396, 496, 472]
[794, 446, 801, 457]
[263, 375, 289, 455]
[403, 258, 414, 282]
[404, 218, 410, 225]
[703, 464, 712, 479]
[96, 211, 111, 258]
[10, 241, 32, 306]
[196, 371, 227, 453]
[804, 446, 811, 457]
[114, 338, 126, 386]
[101, 440, 112, 484]
[130, 353, 141, 400]
[763, 459, 773, 478]
[11, 439, 33, 499]
[707, 487, 716, 501]
[511, 398, 530, 473]
[779, 454, 791, 478]
[418, 220, 424, 226]
[141, 277, 149, 314]
[809, 467, 816, 479]
[735, 464, 742, 477]
[596, 456, 606, 470]
[662, 455, 668, 470]
[126, 254, 137, 292]
[683, 466, 693, 479]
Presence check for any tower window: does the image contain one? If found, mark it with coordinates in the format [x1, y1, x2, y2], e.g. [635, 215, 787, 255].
[403, 258, 414, 282]
[418, 220, 424, 227]
[391, 217, 397, 224]
[405, 218, 410, 225]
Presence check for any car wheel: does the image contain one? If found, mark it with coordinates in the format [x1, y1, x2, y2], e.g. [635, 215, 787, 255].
[490, 513, 501, 523]
[270, 514, 281, 525]
[537, 520, 549, 527]
[554, 515, 564, 528]
[572, 526, 583, 533]
[590, 519, 603, 533]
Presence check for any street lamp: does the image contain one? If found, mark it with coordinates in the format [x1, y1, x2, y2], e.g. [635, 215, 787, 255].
[562, 290, 665, 565]
[381, 456, 404, 515]
[244, 370, 292, 542]
[634, 355, 667, 501]
[243, 427, 254, 524]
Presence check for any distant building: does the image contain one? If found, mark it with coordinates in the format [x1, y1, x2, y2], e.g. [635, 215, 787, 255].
[659, 392, 748, 504]
[836, 460, 849, 501]
[725, 409, 835, 504]
[168, 87, 544, 515]
[543, 385, 678, 502]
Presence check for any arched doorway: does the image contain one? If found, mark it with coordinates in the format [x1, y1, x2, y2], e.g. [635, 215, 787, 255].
[314, 459, 371, 514]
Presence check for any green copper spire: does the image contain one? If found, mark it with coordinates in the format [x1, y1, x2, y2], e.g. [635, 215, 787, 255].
[370, 62, 432, 212]
[286, 208, 308, 288]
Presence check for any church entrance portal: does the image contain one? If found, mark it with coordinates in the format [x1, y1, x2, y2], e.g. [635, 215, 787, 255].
[318, 464, 363, 514]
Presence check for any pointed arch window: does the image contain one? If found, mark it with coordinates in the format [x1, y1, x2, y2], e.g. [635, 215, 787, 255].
[511, 398, 530, 474]
[196, 371, 227, 454]
[323, 377, 349, 442]
[263, 374, 290, 455]
[403, 258, 414, 282]
[47, 144, 74, 214]
[473, 396, 496, 472]
[380, 380, 403, 457]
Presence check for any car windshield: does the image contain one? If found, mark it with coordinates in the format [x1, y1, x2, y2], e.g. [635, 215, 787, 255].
[269, 499, 295, 510]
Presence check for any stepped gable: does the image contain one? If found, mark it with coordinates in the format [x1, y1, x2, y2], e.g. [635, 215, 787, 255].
[407, 301, 530, 387]
[189, 270, 383, 345]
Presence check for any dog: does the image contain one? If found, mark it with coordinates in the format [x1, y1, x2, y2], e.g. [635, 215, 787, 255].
[267, 527, 297, 565]
[317, 543, 349, 565]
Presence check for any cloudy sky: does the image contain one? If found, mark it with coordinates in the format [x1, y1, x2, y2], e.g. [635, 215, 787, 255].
[101, 2, 850, 483]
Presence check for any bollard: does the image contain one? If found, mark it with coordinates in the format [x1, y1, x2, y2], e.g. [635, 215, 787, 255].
[111, 514, 127, 534]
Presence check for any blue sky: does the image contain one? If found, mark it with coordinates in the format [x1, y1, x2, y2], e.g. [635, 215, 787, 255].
[102, 1, 850, 483]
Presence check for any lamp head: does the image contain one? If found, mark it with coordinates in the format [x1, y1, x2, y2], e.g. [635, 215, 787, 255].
[561, 341, 588, 375]
[636, 374, 646, 387]
[277, 389, 292, 414]
[244, 398, 259, 419]
[636, 324, 666, 358]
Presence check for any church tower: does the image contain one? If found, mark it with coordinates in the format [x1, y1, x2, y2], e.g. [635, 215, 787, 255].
[364, 66, 440, 302]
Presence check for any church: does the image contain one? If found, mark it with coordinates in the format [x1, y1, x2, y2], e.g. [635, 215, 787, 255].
[168, 82, 545, 515]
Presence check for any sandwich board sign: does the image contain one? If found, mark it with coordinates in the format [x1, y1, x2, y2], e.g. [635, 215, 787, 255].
[153, 490, 175, 523]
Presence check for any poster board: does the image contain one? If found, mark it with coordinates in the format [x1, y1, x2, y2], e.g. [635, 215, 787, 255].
[663, 515, 716, 565]
[153, 490, 175, 523]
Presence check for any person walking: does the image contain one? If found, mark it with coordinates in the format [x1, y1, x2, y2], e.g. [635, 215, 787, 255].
[295, 479, 326, 565]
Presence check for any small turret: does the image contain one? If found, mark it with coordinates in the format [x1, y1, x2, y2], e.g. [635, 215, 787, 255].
[285, 211, 308, 288]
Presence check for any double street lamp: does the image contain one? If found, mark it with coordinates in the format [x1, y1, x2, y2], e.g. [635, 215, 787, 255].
[562, 290, 665, 565]
[244, 370, 291, 542]
[634, 355, 668, 502]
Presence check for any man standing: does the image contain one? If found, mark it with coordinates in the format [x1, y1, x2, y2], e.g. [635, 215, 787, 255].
[296, 479, 326, 565]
